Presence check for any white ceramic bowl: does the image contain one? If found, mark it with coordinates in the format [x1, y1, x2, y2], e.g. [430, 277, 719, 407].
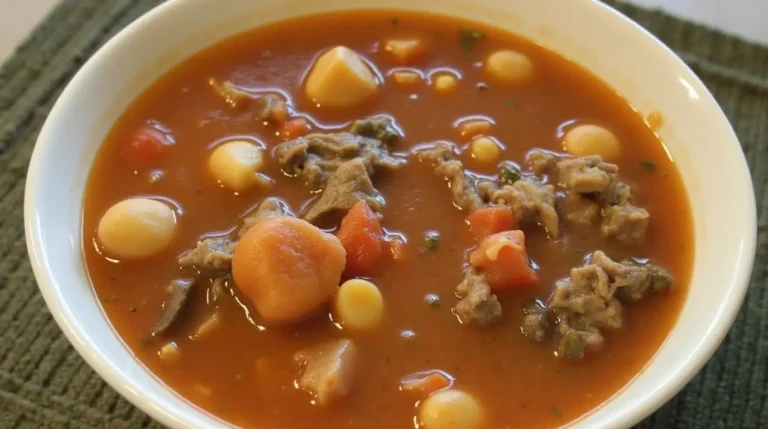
[24, 0, 756, 428]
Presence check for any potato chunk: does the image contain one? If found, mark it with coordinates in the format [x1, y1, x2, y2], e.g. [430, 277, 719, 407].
[208, 140, 265, 192]
[294, 339, 358, 405]
[420, 389, 485, 429]
[305, 46, 378, 107]
[97, 198, 177, 259]
[485, 49, 534, 84]
[383, 39, 425, 64]
[563, 124, 621, 161]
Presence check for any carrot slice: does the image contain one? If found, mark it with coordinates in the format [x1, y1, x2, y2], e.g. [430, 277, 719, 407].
[468, 206, 517, 241]
[280, 118, 311, 140]
[233, 216, 346, 323]
[337, 201, 384, 276]
[469, 230, 537, 290]
[400, 370, 453, 395]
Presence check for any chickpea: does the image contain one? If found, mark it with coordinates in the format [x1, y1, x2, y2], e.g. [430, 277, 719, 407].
[97, 198, 177, 259]
[563, 124, 621, 161]
[208, 140, 265, 192]
[334, 278, 384, 331]
[433, 74, 459, 94]
[420, 389, 485, 429]
[470, 136, 503, 164]
[485, 50, 534, 84]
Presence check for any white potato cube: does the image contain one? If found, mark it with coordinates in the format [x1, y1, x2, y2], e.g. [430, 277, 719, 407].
[305, 46, 379, 107]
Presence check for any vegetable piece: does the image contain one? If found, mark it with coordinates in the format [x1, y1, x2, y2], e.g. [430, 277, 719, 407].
[470, 136, 502, 163]
[485, 50, 534, 84]
[191, 312, 221, 340]
[97, 198, 177, 259]
[304, 46, 378, 107]
[433, 74, 458, 94]
[126, 127, 173, 165]
[469, 230, 537, 290]
[497, 161, 522, 185]
[387, 236, 407, 262]
[294, 339, 358, 405]
[421, 231, 440, 252]
[334, 278, 384, 331]
[158, 342, 181, 363]
[383, 39, 425, 64]
[280, 118, 311, 140]
[458, 120, 492, 139]
[391, 70, 422, 85]
[232, 216, 346, 323]
[152, 278, 195, 335]
[208, 79, 252, 108]
[458, 29, 485, 54]
[420, 388, 485, 429]
[400, 370, 452, 395]
[336, 200, 384, 276]
[425, 293, 441, 308]
[563, 124, 621, 161]
[468, 207, 517, 240]
[208, 140, 266, 192]
[640, 160, 656, 172]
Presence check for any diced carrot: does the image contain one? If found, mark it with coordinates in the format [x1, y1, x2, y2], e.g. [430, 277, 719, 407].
[280, 118, 311, 140]
[232, 216, 346, 323]
[336, 201, 384, 276]
[468, 206, 517, 241]
[270, 99, 288, 124]
[388, 236, 407, 262]
[469, 230, 537, 290]
[126, 126, 173, 165]
[400, 370, 453, 395]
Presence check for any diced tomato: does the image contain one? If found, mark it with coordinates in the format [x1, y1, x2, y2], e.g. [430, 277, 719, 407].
[337, 201, 384, 276]
[469, 230, 537, 290]
[467, 206, 517, 240]
[280, 118, 311, 140]
[125, 125, 173, 165]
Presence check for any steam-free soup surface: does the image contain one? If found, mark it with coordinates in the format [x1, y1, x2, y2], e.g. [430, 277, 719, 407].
[83, 10, 693, 429]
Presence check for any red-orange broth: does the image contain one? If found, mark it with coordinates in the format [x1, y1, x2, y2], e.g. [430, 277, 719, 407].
[82, 10, 694, 429]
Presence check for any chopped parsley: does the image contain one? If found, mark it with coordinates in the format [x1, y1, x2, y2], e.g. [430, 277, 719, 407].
[640, 160, 656, 172]
[550, 407, 563, 418]
[421, 231, 441, 252]
[498, 162, 522, 185]
[129, 306, 137, 313]
[459, 29, 485, 54]
[425, 294, 441, 308]
[140, 337, 155, 347]
[503, 99, 520, 109]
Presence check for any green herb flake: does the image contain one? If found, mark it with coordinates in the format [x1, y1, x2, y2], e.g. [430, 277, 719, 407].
[503, 99, 520, 109]
[640, 160, 656, 172]
[421, 231, 441, 252]
[550, 407, 563, 418]
[129, 306, 137, 313]
[425, 294, 441, 308]
[459, 29, 485, 54]
[391, 17, 400, 25]
[498, 162, 522, 186]
[140, 337, 155, 347]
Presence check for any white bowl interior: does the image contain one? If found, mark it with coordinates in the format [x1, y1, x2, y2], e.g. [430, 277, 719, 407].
[25, 0, 756, 428]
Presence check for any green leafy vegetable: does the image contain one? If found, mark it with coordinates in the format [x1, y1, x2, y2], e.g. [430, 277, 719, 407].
[498, 161, 522, 185]
[640, 160, 656, 171]
[459, 29, 485, 54]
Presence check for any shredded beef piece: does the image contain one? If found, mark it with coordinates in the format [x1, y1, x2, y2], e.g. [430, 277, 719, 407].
[563, 193, 600, 225]
[490, 177, 560, 238]
[527, 150, 560, 175]
[239, 197, 292, 238]
[601, 203, 650, 244]
[454, 268, 502, 326]
[178, 237, 236, 275]
[349, 115, 402, 146]
[294, 339, 358, 405]
[557, 155, 618, 195]
[521, 301, 549, 342]
[152, 278, 195, 335]
[419, 143, 489, 211]
[303, 158, 382, 223]
[549, 250, 673, 359]
[275, 117, 406, 188]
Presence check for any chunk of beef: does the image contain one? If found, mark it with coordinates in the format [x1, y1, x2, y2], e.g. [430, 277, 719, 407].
[178, 237, 236, 275]
[152, 278, 195, 335]
[557, 155, 619, 195]
[418, 143, 488, 211]
[527, 150, 560, 175]
[549, 250, 673, 359]
[490, 177, 560, 238]
[303, 158, 383, 223]
[454, 268, 502, 326]
[349, 115, 402, 146]
[239, 197, 292, 238]
[601, 203, 650, 244]
[208, 79, 284, 121]
[275, 119, 406, 188]
[521, 301, 549, 342]
[253, 93, 285, 122]
[294, 339, 358, 405]
[563, 193, 600, 225]
[208, 79, 252, 109]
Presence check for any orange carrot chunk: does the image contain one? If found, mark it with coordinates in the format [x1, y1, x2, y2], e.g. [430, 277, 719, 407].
[280, 118, 311, 140]
[337, 201, 384, 276]
[468, 206, 517, 241]
[469, 230, 537, 290]
[232, 216, 346, 324]
[400, 370, 453, 395]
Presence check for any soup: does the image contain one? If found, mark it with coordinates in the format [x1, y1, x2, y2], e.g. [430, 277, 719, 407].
[82, 10, 693, 429]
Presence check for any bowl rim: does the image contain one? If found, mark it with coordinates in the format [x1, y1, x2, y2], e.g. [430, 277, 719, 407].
[23, 0, 757, 428]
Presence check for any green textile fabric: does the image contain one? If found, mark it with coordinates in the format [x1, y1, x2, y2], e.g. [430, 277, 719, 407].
[0, 0, 765, 427]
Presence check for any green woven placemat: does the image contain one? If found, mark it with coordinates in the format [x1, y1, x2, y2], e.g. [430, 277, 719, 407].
[0, 1, 765, 428]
